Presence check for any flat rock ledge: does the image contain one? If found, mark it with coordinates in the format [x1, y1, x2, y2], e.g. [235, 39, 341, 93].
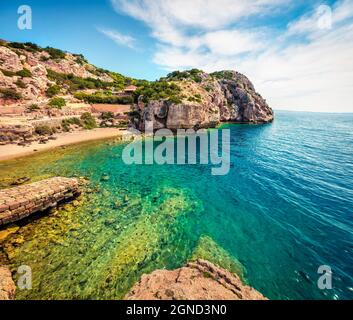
[0, 266, 16, 300]
[0, 177, 80, 226]
[125, 259, 267, 300]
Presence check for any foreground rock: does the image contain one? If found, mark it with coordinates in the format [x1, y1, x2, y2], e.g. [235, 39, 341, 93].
[0, 177, 80, 226]
[0, 266, 16, 300]
[125, 259, 267, 300]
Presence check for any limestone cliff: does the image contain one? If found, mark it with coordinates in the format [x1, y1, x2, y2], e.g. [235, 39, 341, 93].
[125, 259, 267, 300]
[134, 70, 274, 130]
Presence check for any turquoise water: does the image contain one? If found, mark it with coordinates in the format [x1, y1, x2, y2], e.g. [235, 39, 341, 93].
[1, 110, 353, 300]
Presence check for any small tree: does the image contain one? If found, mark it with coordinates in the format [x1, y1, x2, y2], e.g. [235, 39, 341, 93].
[49, 97, 66, 109]
[46, 85, 61, 97]
[80, 112, 97, 130]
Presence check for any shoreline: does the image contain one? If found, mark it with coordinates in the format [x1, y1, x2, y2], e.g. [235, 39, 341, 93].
[0, 128, 125, 162]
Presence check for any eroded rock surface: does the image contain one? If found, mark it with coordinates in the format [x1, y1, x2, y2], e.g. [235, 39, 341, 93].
[0, 266, 16, 300]
[135, 70, 273, 130]
[125, 259, 267, 300]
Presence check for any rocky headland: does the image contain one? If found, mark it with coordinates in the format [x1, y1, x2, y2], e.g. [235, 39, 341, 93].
[125, 259, 266, 300]
[133, 69, 273, 131]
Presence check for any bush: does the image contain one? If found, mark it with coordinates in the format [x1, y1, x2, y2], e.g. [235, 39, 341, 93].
[0, 88, 22, 100]
[46, 85, 61, 97]
[44, 47, 66, 60]
[27, 104, 40, 112]
[61, 117, 82, 132]
[35, 125, 53, 135]
[166, 69, 203, 83]
[48, 97, 66, 109]
[100, 112, 114, 120]
[80, 112, 97, 129]
[47, 69, 112, 92]
[8, 42, 26, 49]
[0, 69, 16, 77]
[135, 80, 182, 104]
[15, 79, 27, 89]
[74, 92, 134, 104]
[16, 68, 32, 77]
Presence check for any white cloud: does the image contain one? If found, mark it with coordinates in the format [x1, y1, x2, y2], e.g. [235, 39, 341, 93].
[111, 0, 353, 112]
[97, 27, 136, 49]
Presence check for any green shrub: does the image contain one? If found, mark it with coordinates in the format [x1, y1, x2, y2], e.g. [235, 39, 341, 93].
[16, 68, 32, 77]
[80, 112, 97, 129]
[47, 69, 112, 92]
[15, 79, 27, 89]
[74, 91, 134, 104]
[0, 39, 7, 47]
[100, 112, 114, 120]
[0, 88, 22, 100]
[24, 42, 41, 52]
[44, 47, 66, 60]
[8, 42, 26, 49]
[46, 85, 61, 97]
[166, 69, 203, 83]
[135, 80, 182, 104]
[0, 69, 16, 77]
[35, 125, 53, 135]
[27, 104, 40, 112]
[48, 97, 66, 109]
[74, 54, 88, 65]
[61, 117, 82, 131]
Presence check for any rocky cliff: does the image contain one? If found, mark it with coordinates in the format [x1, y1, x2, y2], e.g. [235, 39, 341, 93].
[125, 259, 266, 300]
[133, 70, 274, 130]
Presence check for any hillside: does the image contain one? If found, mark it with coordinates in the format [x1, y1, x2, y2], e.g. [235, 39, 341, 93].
[0, 40, 140, 108]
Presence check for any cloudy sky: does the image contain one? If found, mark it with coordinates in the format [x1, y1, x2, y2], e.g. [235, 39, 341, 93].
[1, 0, 353, 112]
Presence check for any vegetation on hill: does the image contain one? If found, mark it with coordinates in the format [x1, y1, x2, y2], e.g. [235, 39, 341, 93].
[135, 80, 183, 104]
[48, 97, 66, 109]
[165, 69, 204, 83]
[0, 88, 22, 100]
[74, 91, 134, 104]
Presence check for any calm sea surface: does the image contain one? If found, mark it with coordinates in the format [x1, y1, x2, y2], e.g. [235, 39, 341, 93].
[0, 110, 352, 300]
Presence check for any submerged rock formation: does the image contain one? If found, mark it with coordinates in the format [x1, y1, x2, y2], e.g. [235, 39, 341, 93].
[0, 266, 16, 300]
[125, 259, 267, 300]
[0, 177, 80, 226]
[134, 70, 273, 131]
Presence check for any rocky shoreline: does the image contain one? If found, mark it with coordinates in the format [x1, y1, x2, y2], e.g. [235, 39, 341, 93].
[126, 259, 266, 300]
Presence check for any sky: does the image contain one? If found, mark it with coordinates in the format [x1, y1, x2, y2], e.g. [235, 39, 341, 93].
[0, 0, 353, 112]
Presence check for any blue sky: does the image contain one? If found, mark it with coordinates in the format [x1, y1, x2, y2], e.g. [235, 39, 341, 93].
[0, 0, 353, 112]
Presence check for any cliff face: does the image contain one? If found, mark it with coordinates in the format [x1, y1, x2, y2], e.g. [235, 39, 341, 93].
[135, 70, 273, 131]
[125, 259, 267, 300]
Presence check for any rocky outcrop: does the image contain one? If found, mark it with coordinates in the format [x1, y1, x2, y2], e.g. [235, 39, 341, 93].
[0, 177, 80, 226]
[0, 266, 16, 300]
[0, 41, 113, 107]
[135, 70, 273, 131]
[125, 259, 267, 300]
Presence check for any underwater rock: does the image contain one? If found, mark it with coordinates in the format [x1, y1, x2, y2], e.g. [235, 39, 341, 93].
[100, 174, 110, 182]
[125, 259, 267, 300]
[0, 266, 16, 300]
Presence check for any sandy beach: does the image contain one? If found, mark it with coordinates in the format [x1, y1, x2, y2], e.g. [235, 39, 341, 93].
[0, 128, 124, 162]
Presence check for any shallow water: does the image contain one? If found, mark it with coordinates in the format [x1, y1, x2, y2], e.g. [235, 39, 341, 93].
[0, 111, 352, 300]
